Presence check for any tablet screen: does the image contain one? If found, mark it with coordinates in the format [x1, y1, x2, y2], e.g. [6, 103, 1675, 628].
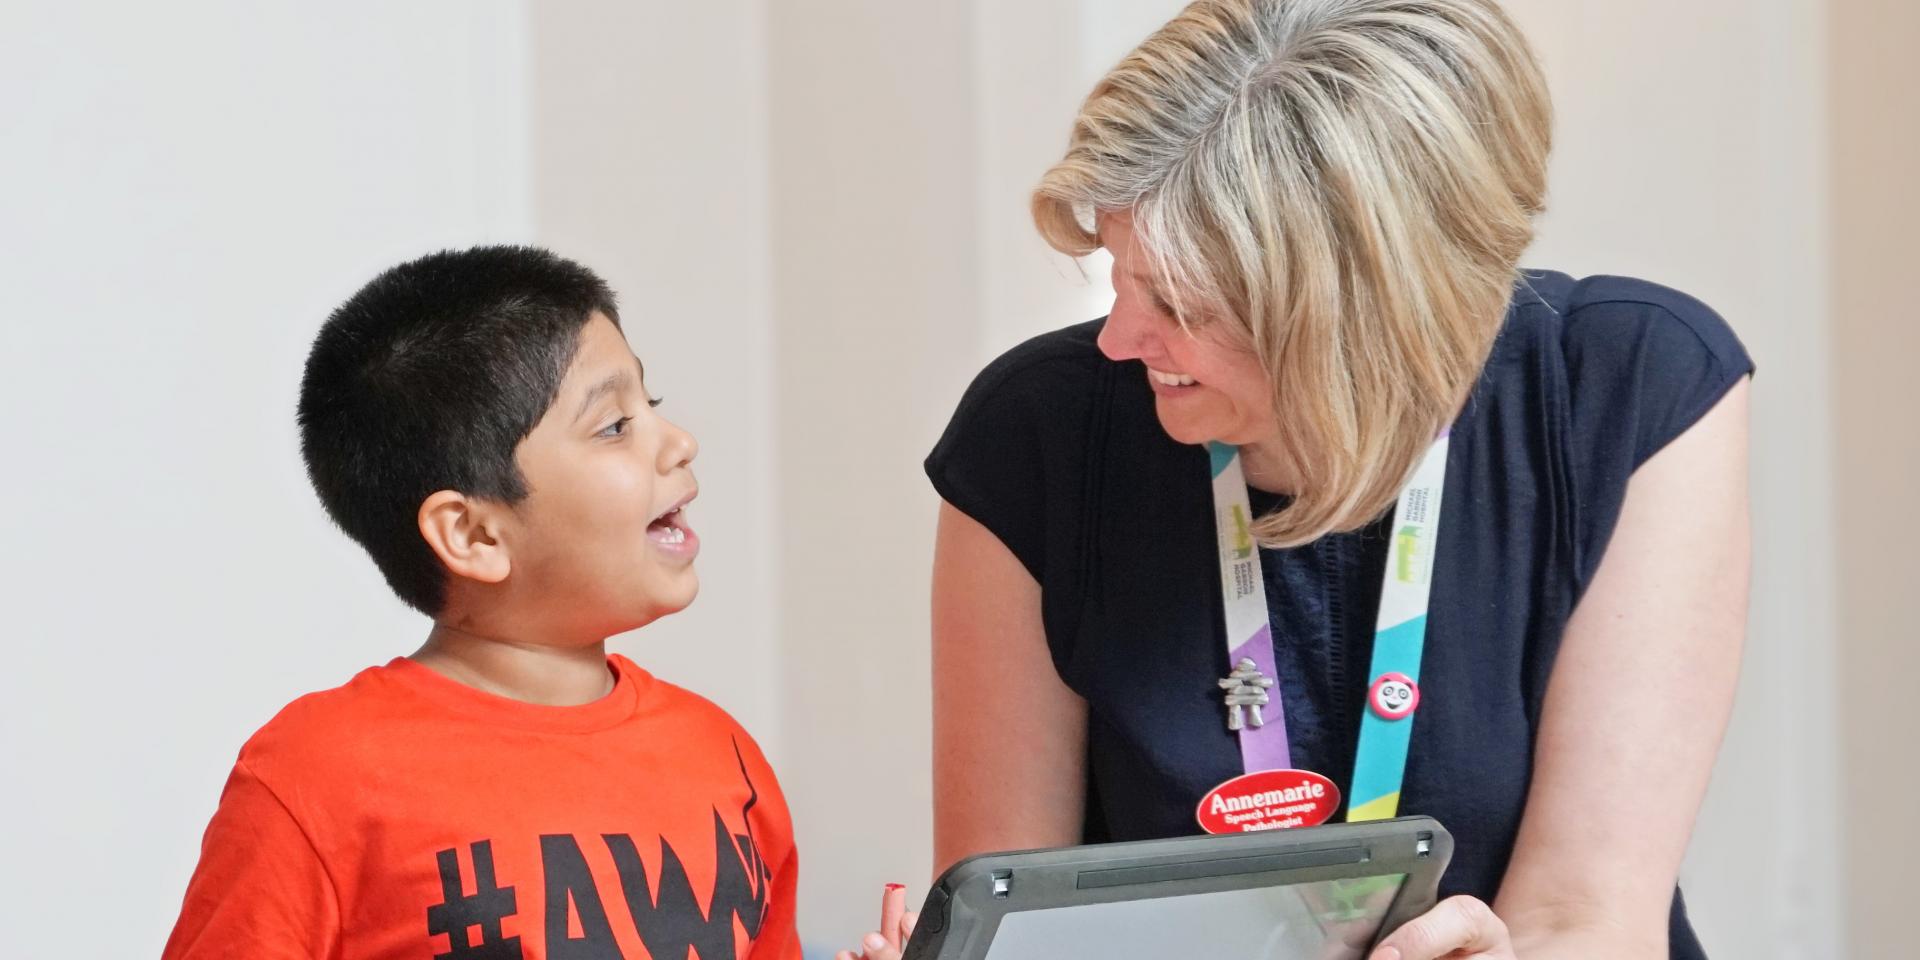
[982, 874, 1408, 960]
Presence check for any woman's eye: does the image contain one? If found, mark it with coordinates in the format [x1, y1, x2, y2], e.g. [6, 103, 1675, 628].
[599, 416, 634, 438]
[647, 397, 665, 409]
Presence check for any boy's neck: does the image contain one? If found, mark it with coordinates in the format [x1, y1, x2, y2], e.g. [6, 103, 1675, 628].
[412, 623, 614, 706]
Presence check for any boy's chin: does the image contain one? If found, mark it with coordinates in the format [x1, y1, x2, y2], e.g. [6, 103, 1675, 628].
[629, 573, 699, 626]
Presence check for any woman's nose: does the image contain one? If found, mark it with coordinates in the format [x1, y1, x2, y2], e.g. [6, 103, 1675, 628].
[1097, 300, 1155, 362]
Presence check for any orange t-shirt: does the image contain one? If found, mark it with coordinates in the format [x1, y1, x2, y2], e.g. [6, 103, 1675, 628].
[162, 655, 799, 960]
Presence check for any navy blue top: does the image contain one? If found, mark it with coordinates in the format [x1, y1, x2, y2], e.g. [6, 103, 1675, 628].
[925, 271, 1753, 959]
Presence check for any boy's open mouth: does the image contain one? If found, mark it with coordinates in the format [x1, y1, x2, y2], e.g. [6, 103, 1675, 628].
[647, 506, 690, 546]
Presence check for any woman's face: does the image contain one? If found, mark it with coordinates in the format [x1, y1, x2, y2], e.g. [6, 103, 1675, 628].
[1096, 211, 1278, 450]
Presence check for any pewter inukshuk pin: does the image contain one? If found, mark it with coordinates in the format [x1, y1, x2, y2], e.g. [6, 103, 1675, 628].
[1218, 657, 1275, 732]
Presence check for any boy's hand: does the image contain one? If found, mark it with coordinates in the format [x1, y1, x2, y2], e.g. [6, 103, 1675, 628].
[835, 883, 918, 960]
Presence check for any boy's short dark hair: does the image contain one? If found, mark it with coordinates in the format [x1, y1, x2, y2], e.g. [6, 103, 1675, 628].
[298, 245, 619, 615]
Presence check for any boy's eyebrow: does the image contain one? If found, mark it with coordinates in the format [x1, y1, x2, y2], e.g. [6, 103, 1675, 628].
[573, 370, 633, 422]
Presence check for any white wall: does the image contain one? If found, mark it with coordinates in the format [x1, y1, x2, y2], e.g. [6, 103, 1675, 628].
[0, 1, 533, 952]
[762, 1, 978, 941]
[0, 1, 1867, 956]
[1830, 0, 1920, 955]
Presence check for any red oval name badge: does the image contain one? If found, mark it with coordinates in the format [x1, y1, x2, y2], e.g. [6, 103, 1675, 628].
[1196, 769, 1340, 834]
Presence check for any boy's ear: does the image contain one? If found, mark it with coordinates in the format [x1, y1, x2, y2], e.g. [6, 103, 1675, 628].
[417, 491, 511, 585]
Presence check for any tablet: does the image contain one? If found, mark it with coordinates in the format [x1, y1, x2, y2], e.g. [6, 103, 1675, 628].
[902, 817, 1450, 960]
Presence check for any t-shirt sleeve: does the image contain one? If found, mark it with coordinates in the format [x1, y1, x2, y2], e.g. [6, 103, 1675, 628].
[1561, 278, 1755, 588]
[924, 325, 1102, 582]
[747, 850, 801, 960]
[161, 761, 341, 960]
[718, 718, 802, 960]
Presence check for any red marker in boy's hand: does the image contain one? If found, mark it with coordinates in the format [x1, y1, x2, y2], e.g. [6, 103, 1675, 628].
[835, 883, 918, 960]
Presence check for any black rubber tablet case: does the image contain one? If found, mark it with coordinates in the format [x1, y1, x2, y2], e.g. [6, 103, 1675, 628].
[903, 816, 1452, 960]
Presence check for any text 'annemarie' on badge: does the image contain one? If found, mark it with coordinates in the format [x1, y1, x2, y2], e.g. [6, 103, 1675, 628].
[1196, 769, 1340, 834]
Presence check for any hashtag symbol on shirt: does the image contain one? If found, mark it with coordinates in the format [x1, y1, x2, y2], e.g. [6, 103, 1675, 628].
[426, 840, 523, 960]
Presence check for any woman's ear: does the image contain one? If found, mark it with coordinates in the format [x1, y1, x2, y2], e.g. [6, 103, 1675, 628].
[417, 490, 511, 585]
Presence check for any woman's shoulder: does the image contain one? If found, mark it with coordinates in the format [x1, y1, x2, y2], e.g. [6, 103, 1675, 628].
[930, 317, 1120, 477]
[1510, 270, 1751, 383]
[958, 318, 1110, 401]
[1494, 270, 1753, 588]
[926, 318, 1122, 581]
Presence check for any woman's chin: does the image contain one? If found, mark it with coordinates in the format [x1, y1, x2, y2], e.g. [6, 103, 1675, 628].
[1152, 408, 1226, 447]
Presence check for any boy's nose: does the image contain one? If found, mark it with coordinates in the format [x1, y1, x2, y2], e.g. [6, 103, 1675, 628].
[658, 418, 698, 472]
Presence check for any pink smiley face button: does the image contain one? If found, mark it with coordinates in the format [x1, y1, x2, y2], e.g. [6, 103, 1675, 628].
[1368, 672, 1420, 721]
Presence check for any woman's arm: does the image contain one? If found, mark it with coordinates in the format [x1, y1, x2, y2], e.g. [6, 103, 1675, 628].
[1376, 380, 1752, 960]
[1493, 379, 1753, 955]
[931, 500, 1088, 876]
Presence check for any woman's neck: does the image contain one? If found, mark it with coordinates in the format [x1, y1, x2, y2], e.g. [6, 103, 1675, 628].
[1237, 438, 1301, 496]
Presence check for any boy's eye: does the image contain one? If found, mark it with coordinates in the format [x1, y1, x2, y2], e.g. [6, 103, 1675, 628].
[647, 397, 664, 408]
[598, 416, 634, 438]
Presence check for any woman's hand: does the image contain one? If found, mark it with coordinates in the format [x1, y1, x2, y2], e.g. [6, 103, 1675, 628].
[1368, 896, 1515, 960]
[835, 883, 918, 960]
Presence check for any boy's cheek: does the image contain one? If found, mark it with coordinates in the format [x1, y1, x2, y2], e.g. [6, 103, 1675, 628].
[567, 462, 656, 517]
[536, 477, 646, 531]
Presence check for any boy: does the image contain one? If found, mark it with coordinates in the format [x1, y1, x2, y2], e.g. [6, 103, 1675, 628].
[162, 246, 798, 960]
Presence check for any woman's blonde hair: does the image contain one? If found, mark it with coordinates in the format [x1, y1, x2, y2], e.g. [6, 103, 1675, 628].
[1035, 0, 1551, 546]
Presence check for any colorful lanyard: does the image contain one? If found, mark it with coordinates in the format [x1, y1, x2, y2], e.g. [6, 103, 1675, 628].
[1208, 432, 1450, 822]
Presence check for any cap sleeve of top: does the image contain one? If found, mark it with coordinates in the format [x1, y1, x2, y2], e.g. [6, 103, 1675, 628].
[925, 320, 1106, 586]
[1558, 276, 1755, 593]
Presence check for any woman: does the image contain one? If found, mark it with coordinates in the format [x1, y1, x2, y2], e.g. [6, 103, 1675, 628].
[922, 1, 1750, 958]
